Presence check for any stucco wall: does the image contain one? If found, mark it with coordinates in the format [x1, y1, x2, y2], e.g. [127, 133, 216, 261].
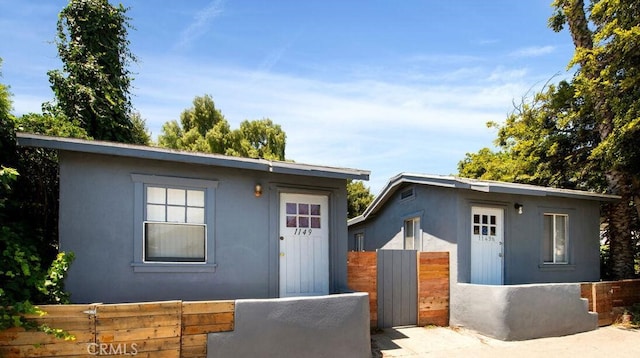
[456, 192, 601, 285]
[348, 184, 602, 288]
[59, 151, 350, 303]
[207, 293, 371, 358]
[451, 283, 597, 340]
[349, 185, 458, 252]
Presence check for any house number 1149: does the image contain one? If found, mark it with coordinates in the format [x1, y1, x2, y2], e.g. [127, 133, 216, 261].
[293, 228, 313, 235]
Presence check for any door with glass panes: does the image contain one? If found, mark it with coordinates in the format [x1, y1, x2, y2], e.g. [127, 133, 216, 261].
[279, 193, 329, 297]
[470, 207, 504, 285]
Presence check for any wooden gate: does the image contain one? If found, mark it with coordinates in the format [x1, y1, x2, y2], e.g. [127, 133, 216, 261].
[377, 250, 418, 328]
[347, 251, 449, 329]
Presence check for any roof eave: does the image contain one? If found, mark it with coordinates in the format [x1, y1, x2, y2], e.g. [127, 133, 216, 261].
[349, 173, 621, 227]
[16, 133, 370, 181]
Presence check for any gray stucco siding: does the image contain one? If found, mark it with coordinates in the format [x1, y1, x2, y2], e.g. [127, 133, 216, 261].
[348, 185, 458, 252]
[347, 184, 602, 288]
[456, 191, 601, 285]
[59, 151, 350, 303]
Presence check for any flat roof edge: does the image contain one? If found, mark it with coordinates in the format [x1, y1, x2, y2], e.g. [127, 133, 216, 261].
[16, 133, 370, 180]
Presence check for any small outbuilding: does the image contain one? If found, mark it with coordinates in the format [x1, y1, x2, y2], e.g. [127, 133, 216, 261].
[17, 133, 370, 304]
[348, 173, 619, 339]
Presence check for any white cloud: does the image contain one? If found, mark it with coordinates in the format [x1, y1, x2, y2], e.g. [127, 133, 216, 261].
[173, 0, 225, 51]
[509, 45, 556, 58]
[129, 55, 536, 193]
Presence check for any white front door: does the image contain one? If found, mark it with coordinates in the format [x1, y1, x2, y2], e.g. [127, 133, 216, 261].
[279, 193, 329, 297]
[471, 207, 504, 285]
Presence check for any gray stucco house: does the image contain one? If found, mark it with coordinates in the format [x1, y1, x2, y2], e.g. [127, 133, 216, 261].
[348, 173, 620, 339]
[348, 172, 617, 285]
[17, 133, 369, 304]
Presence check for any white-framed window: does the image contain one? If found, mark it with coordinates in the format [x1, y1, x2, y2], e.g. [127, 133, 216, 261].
[354, 232, 364, 251]
[543, 213, 569, 264]
[131, 174, 218, 272]
[404, 217, 421, 250]
[144, 186, 206, 262]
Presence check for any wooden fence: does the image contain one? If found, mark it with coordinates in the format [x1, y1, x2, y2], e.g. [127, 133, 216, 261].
[346, 251, 378, 327]
[0, 300, 234, 358]
[347, 251, 449, 328]
[417, 252, 449, 327]
[580, 279, 640, 326]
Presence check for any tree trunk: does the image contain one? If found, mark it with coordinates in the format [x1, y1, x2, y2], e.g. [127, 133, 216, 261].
[604, 171, 636, 279]
[561, 0, 636, 279]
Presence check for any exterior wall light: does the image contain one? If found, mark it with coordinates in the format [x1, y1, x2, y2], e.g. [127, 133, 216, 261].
[255, 184, 263, 197]
[514, 203, 523, 215]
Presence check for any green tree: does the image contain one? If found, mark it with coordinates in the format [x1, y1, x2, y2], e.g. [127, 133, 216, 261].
[347, 180, 374, 219]
[129, 111, 152, 145]
[157, 95, 286, 160]
[0, 61, 74, 332]
[0, 58, 14, 166]
[158, 94, 230, 153]
[550, 0, 640, 279]
[459, 81, 604, 190]
[460, 0, 640, 279]
[46, 0, 147, 144]
[458, 148, 521, 183]
[227, 119, 286, 160]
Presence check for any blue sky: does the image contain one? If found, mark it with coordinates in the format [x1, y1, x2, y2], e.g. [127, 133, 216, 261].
[0, 1, 575, 194]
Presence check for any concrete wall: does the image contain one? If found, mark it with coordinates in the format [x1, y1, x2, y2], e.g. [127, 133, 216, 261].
[59, 151, 350, 303]
[207, 293, 371, 358]
[451, 283, 597, 340]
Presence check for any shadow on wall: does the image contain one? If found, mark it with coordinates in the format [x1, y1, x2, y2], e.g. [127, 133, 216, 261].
[207, 293, 371, 358]
[451, 283, 597, 341]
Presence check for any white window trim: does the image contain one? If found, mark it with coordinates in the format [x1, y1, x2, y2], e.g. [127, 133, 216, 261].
[403, 217, 422, 251]
[543, 212, 570, 265]
[354, 232, 365, 252]
[401, 210, 423, 251]
[131, 174, 218, 272]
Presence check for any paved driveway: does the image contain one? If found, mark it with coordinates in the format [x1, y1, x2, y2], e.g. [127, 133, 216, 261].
[371, 325, 639, 357]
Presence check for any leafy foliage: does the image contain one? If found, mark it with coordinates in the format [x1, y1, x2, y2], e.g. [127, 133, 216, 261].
[459, 81, 605, 190]
[159, 94, 374, 214]
[460, 0, 640, 279]
[158, 94, 230, 152]
[551, 0, 640, 279]
[46, 0, 148, 144]
[0, 166, 75, 331]
[226, 119, 286, 160]
[0, 59, 75, 333]
[15, 113, 89, 139]
[0, 59, 15, 166]
[347, 180, 374, 219]
[158, 94, 287, 160]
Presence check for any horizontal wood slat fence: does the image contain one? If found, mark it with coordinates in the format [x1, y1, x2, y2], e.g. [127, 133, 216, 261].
[0, 300, 234, 358]
[417, 252, 450, 327]
[346, 252, 378, 327]
[580, 279, 640, 326]
[347, 251, 449, 328]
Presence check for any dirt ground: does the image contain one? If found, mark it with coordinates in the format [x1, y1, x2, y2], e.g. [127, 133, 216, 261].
[371, 324, 640, 357]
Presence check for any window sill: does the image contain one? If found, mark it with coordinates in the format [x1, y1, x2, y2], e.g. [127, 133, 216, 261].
[538, 264, 575, 271]
[131, 262, 217, 273]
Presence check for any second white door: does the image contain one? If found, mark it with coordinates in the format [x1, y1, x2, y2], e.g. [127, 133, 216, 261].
[471, 206, 504, 285]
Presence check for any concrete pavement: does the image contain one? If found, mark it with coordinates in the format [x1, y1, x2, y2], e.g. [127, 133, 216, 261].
[371, 325, 639, 357]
